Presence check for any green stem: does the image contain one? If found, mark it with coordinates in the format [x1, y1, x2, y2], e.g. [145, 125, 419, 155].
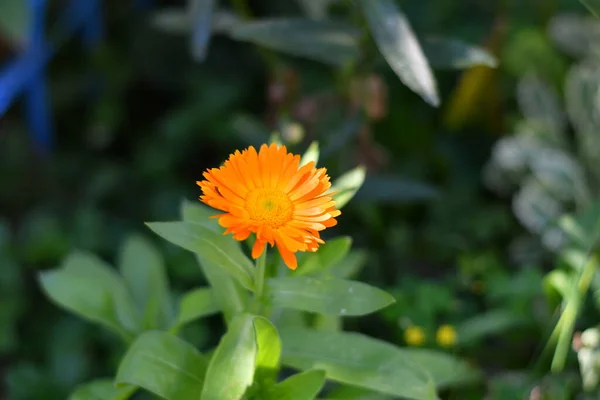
[252, 248, 268, 315]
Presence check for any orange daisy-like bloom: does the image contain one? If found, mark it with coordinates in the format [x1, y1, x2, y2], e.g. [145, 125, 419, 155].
[197, 143, 341, 270]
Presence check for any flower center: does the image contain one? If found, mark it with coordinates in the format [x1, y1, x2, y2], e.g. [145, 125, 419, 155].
[246, 188, 293, 228]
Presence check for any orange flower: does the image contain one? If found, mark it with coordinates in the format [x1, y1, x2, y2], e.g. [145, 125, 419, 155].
[197, 143, 341, 270]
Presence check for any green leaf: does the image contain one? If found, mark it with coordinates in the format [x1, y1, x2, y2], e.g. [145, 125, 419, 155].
[517, 74, 566, 140]
[267, 369, 326, 400]
[331, 166, 366, 209]
[69, 379, 136, 400]
[201, 314, 258, 400]
[190, 0, 216, 62]
[229, 18, 360, 66]
[327, 250, 368, 279]
[402, 348, 481, 389]
[558, 202, 600, 250]
[300, 141, 320, 167]
[280, 327, 438, 399]
[173, 287, 220, 329]
[39, 251, 141, 341]
[146, 221, 255, 291]
[421, 38, 497, 69]
[0, 0, 30, 47]
[269, 276, 395, 316]
[254, 317, 282, 385]
[181, 200, 249, 322]
[116, 331, 207, 400]
[581, 0, 600, 17]
[119, 235, 173, 330]
[297, 237, 352, 276]
[358, 0, 439, 106]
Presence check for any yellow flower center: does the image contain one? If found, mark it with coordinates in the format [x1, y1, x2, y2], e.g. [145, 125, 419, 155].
[436, 325, 457, 347]
[246, 188, 293, 228]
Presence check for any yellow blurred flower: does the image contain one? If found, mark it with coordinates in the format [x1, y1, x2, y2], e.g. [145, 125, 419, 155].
[404, 326, 425, 346]
[436, 324, 457, 347]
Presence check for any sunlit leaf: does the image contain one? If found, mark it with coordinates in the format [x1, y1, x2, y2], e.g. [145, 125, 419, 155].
[269, 276, 394, 316]
[280, 327, 439, 399]
[201, 314, 258, 400]
[146, 221, 255, 291]
[296, 237, 352, 276]
[266, 369, 326, 400]
[69, 379, 136, 400]
[116, 331, 208, 399]
[190, 0, 216, 61]
[358, 0, 439, 106]
[421, 38, 497, 69]
[300, 141, 320, 167]
[330, 166, 366, 209]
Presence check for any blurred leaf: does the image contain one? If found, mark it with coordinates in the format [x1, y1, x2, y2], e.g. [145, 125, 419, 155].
[331, 166, 366, 209]
[297, 236, 352, 276]
[201, 314, 259, 400]
[266, 369, 326, 400]
[326, 384, 393, 399]
[356, 175, 438, 203]
[327, 249, 368, 279]
[517, 74, 566, 139]
[119, 235, 173, 331]
[146, 221, 255, 291]
[421, 38, 497, 69]
[280, 327, 439, 399]
[39, 251, 141, 341]
[544, 270, 573, 306]
[548, 14, 600, 58]
[558, 201, 600, 249]
[455, 309, 530, 345]
[269, 276, 394, 316]
[402, 348, 481, 389]
[296, 0, 337, 19]
[358, 0, 439, 106]
[0, 0, 30, 47]
[190, 0, 216, 61]
[151, 7, 190, 35]
[181, 200, 249, 322]
[565, 62, 600, 184]
[300, 141, 320, 167]
[513, 179, 563, 235]
[582, 0, 600, 17]
[173, 287, 220, 329]
[116, 331, 207, 399]
[69, 379, 136, 400]
[229, 18, 360, 66]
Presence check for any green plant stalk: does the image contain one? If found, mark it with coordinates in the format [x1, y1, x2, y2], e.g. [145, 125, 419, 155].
[551, 256, 599, 372]
[251, 248, 268, 315]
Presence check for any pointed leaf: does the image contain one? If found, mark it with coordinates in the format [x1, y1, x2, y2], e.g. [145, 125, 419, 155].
[173, 287, 220, 329]
[181, 200, 249, 321]
[421, 38, 497, 69]
[254, 316, 282, 385]
[297, 237, 352, 276]
[201, 314, 258, 400]
[69, 379, 136, 400]
[358, 0, 439, 106]
[119, 235, 173, 331]
[229, 18, 360, 66]
[146, 221, 255, 291]
[190, 0, 216, 61]
[327, 249, 367, 279]
[268, 276, 395, 316]
[267, 369, 326, 400]
[300, 141, 320, 167]
[116, 331, 207, 400]
[280, 327, 438, 399]
[38, 251, 140, 341]
[331, 166, 366, 209]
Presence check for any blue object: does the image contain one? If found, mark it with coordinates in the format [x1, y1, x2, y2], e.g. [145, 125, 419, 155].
[0, 0, 103, 153]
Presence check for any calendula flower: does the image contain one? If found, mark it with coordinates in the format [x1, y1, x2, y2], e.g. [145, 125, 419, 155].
[436, 324, 457, 347]
[197, 143, 340, 270]
[404, 326, 425, 346]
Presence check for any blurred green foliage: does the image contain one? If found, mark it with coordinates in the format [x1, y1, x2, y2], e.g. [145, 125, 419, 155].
[1, 0, 600, 398]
